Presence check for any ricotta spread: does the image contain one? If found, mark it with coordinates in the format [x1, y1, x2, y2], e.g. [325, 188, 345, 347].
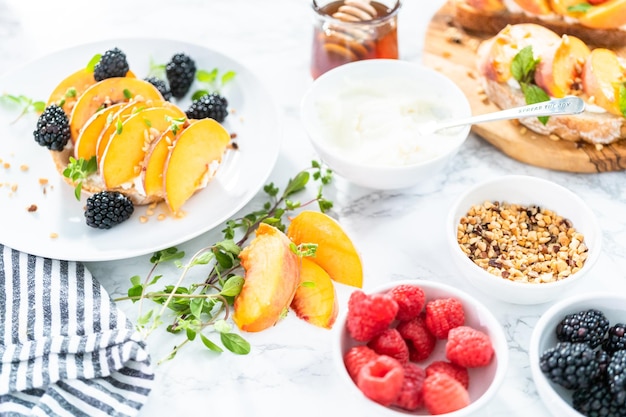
[314, 78, 464, 167]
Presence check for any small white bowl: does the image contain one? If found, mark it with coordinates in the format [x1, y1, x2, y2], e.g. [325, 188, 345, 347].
[446, 175, 601, 305]
[334, 279, 509, 416]
[300, 59, 471, 190]
[529, 293, 626, 417]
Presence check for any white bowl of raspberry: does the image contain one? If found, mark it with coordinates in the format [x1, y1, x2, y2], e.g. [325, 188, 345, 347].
[529, 292, 626, 417]
[334, 279, 509, 416]
[300, 59, 471, 190]
[446, 175, 602, 305]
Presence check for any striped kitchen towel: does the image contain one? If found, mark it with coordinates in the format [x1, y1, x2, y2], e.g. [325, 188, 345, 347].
[0, 244, 154, 417]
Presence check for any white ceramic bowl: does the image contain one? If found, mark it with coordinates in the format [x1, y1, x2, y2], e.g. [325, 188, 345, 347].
[334, 279, 509, 416]
[300, 59, 471, 190]
[446, 175, 602, 305]
[529, 293, 626, 417]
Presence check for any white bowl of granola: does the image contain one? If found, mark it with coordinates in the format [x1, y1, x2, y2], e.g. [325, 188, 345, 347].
[446, 175, 602, 305]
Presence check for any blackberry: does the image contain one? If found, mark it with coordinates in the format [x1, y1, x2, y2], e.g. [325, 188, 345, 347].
[573, 383, 626, 417]
[539, 342, 601, 390]
[94, 47, 129, 81]
[33, 104, 71, 151]
[556, 308, 609, 348]
[84, 191, 134, 230]
[144, 76, 172, 101]
[604, 323, 626, 353]
[185, 93, 228, 122]
[607, 350, 626, 405]
[165, 53, 196, 98]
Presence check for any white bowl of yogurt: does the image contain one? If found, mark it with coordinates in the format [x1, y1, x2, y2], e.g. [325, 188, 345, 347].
[300, 59, 471, 190]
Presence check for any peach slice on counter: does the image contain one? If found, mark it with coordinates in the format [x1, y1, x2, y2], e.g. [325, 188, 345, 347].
[477, 24, 561, 83]
[286, 210, 363, 288]
[578, 0, 626, 29]
[511, 0, 552, 14]
[233, 223, 301, 332]
[142, 127, 176, 199]
[291, 257, 338, 329]
[163, 118, 231, 214]
[100, 105, 186, 189]
[95, 99, 173, 164]
[69, 77, 163, 143]
[582, 48, 626, 116]
[534, 34, 590, 98]
[73, 102, 125, 161]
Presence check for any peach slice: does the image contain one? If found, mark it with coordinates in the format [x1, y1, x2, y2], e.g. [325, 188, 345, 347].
[47, 68, 97, 116]
[465, 0, 506, 12]
[578, 0, 626, 29]
[511, 0, 552, 14]
[233, 223, 301, 332]
[477, 24, 561, 83]
[73, 102, 125, 161]
[582, 48, 625, 116]
[286, 211, 363, 288]
[69, 77, 163, 143]
[290, 257, 338, 329]
[100, 105, 186, 189]
[163, 118, 231, 214]
[141, 128, 176, 199]
[95, 99, 171, 164]
[535, 35, 590, 98]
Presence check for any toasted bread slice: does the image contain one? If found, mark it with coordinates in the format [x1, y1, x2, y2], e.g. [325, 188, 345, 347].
[452, 0, 626, 47]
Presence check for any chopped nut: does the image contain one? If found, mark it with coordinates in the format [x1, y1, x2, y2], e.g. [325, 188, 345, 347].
[27, 204, 37, 212]
[456, 201, 588, 283]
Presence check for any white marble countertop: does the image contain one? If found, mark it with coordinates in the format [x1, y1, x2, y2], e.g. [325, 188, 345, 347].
[2, 0, 626, 415]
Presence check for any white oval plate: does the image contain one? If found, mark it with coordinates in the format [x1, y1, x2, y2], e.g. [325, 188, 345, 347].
[0, 38, 281, 262]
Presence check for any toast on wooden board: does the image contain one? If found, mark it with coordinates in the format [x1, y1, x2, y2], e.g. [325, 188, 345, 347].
[476, 23, 626, 145]
[452, 0, 626, 47]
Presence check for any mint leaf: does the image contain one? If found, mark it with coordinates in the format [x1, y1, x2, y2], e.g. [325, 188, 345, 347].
[521, 83, 551, 125]
[619, 82, 626, 118]
[567, 3, 592, 12]
[511, 46, 539, 85]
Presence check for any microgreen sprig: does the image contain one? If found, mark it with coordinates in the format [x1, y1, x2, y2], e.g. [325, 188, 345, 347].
[115, 160, 333, 363]
[0, 94, 45, 124]
[62, 156, 98, 200]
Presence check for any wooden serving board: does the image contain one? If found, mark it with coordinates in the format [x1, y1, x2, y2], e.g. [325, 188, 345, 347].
[422, 2, 626, 173]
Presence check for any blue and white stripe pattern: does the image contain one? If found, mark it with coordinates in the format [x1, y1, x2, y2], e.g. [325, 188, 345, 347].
[0, 244, 154, 416]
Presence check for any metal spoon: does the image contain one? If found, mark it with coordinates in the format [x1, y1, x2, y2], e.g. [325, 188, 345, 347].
[418, 96, 585, 136]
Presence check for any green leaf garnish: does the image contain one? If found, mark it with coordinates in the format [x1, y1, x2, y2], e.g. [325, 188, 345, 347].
[619, 82, 626, 118]
[113, 160, 334, 363]
[512, 46, 551, 125]
[0, 94, 45, 123]
[62, 156, 97, 200]
[86, 54, 101, 72]
[567, 3, 592, 12]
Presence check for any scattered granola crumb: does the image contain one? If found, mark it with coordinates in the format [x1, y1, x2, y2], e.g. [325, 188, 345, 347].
[549, 134, 560, 141]
[20, 165, 28, 171]
[595, 143, 604, 151]
[157, 213, 167, 221]
[139, 215, 148, 223]
[39, 178, 49, 185]
[27, 204, 37, 212]
[50, 233, 59, 239]
[3, 162, 10, 169]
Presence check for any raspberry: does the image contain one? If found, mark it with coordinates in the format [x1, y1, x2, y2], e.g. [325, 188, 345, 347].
[425, 297, 465, 339]
[422, 372, 470, 415]
[367, 328, 409, 364]
[397, 314, 436, 362]
[446, 326, 494, 368]
[343, 345, 379, 382]
[393, 362, 426, 411]
[388, 284, 426, 321]
[356, 355, 404, 406]
[346, 290, 398, 342]
[426, 360, 470, 389]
